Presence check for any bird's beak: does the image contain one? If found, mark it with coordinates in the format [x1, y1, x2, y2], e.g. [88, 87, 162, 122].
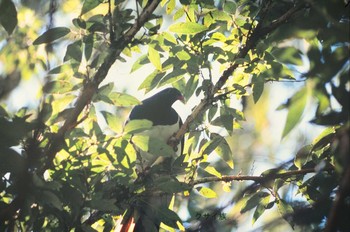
[178, 95, 186, 104]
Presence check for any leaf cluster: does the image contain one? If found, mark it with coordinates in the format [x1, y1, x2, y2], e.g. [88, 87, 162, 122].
[0, 0, 349, 231]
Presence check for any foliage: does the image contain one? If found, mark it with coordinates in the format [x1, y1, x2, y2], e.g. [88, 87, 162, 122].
[0, 0, 349, 231]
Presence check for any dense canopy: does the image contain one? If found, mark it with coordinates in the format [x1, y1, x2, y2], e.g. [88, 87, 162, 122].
[0, 0, 349, 231]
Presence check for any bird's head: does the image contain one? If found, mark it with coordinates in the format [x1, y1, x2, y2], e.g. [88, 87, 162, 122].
[145, 88, 185, 107]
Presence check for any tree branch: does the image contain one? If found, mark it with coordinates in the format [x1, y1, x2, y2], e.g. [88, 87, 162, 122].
[0, 0, 162, 224]
[324, 127, 350, 232]
[41, 0, 161, 173]
[190, 166, 334, 187]
[174, 2, 308, 142]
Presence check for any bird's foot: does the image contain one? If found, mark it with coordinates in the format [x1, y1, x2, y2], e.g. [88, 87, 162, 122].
[167, 134, 179, 152]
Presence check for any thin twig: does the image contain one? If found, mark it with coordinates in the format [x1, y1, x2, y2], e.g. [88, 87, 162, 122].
[108, 0, 115, 43]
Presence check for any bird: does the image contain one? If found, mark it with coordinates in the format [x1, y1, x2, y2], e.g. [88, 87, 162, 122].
[117, 87, 185, 232]
[128, 87, 185, 172]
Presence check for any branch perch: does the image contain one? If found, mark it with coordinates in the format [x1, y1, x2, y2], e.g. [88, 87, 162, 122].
[190, 166, 334, 186]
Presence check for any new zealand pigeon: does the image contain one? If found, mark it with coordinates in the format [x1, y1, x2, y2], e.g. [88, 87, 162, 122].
[128, 87, 185, 172]
[118, 88, 185, 232]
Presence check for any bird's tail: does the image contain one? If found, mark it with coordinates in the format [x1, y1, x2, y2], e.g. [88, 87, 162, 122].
[115, 208, 136, 232]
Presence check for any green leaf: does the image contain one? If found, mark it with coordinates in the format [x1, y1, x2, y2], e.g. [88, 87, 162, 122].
[84, 33, 94, 61]
[124, 119, 152, 134]
[132, 135, 175, 157]
[156, 178, 190, 193]
[131, 54, 149, 73]
[33, 27, 70, 45]
[157, 207, 181, 229]
[148, 46, 162, 70]
[109, 92, 141, 106]
[0, 0, 17, 35]
[72, 17, 86, 29]
[223, 1, 236, 14]
[202, 133, 224, 156]
[252, 75, 264, 103]
[211, 114, 233, 132]
[197, 186, 217, 198]
[159, 68, 186, 86]
[48, 63, 72, 74]
[138, 70, 165, 92]
[81, 0, 101, 16]
[241, 192, 269, 214]
[162, 31, 177, 44]
[277, 199, 294, 227]
[272, 46, 303, 66]
[149, 137, 175, 157]
[215, 137, 234, 169]
[184, 74, 198, 100]
[43, 80, 73, 94]
[132, 135, 149, 151]
[208, 104, 218, 122]
[282, 87, 308, 138]
[252, 193, 271, 224]
[294, 144, 313, 169]
[101, 111, 122, 133]
[165, 0, 176, 14]
[64, 40, 83, 62]
[204, 165, 222, 178]
[312, 127, 336, 150]
[52, 108, 74, 123]
[176, 50, 191, 61]
[169, 22, 207, 34]
[98, 82, 114, 96]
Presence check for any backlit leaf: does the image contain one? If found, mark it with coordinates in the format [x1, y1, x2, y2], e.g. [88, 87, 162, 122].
[149, 137, 175, 157]
[169, 22, 207, 34]
[272, 46, 303, 66]
[131, 54, 149, 73]
[204, 166, 222, 178]
[132, 135, 149, 151]
[312, 127, 336, 150]
[202, 133, 224, 156]
[282, 87, 308, 138]
[197, 186, 217, 198]
[109, 92, 141, 106]
[101, 111, 122, 133]
[132, 135, 175, 157]
[294, 144, 313, 169]
[215, 137, 234, 169]
[138, 70, 166, 92]
[159, 68, 186, 86]
[124, 119, 152, 134]
[148, 46, 162, 71]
